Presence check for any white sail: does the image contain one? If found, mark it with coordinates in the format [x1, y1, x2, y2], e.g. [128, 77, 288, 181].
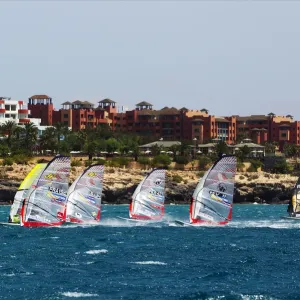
[130, 169, 166, 220]
[66, 164, 104, 223]
[9, 163, 46, 223]
[190, 155, 236, 224]
[21, 156, 71, 227]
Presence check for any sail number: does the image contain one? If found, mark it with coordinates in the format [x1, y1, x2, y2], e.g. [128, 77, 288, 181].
[88, 191, 101, 199]
[149, 190, 163, 197]
[49, 186, 66, 195]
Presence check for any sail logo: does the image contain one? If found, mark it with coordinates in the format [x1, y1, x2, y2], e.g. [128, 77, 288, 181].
[87, 172, 97, 177]
[45, 173, 55, 179]
[154, 179, 162, 185]
[218, 183, 227, 193]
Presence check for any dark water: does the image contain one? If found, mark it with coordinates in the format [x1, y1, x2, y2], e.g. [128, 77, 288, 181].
[0, 204, 299, 300]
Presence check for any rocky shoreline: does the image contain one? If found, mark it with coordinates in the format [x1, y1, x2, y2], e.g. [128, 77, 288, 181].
[0, 165, 297, 205]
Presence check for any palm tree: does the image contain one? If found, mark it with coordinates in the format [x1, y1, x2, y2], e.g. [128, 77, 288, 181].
[22, 122, 38, 154]
[0, 120, 17, 149]
[39, 127, 57, 154]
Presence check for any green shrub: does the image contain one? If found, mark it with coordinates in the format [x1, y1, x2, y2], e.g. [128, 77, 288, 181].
[198, 156, 211, 170]
[172, 175, 183, 183]
[12, 154, 30, 165]
[71, 159, 82, 167]
[248, 159, 263, 171]
[152, 154, 172, 168]
[2, 157, 13, 166]
[237, 162, 245, 172]
[106, 157, 130, 168]
[85, 160, 93, 167]
[247, 165, 257, 172]
[96, 158, 106, 165]
[197, 171, 206, 177]
[273, 160, 289, 174]
[175, 156, 189, 165]
[37, 158, 49, 164]
[138, 157, 151, 166]
[116, 157, 130, 167]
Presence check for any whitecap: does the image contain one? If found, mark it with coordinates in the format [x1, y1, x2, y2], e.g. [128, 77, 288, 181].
[85, 249, 108, 254]
[132, 261, 167, 265]
[61, 292, 98, 297]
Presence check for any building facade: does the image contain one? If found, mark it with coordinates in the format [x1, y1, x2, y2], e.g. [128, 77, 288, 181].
[236, 114, 300, 149]
[26, 95, 300, 148]
[0, 97, 30, 124]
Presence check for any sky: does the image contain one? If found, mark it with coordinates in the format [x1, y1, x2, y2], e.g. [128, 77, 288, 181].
[0, 1, 300, 119]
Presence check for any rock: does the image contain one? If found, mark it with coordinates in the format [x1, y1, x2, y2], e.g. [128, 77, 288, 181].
[0, 168, 298, 205]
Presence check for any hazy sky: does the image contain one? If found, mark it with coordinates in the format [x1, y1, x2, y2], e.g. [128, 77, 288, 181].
[1, 1, 300, 119]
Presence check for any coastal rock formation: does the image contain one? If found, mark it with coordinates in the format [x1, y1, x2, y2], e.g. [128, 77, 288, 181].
[0, 165, 298, 205]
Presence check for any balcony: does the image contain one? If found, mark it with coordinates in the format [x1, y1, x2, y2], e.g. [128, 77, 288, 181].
[19, 118, 30, 123]
[0, 109, 6, 113]
[18, 109, 28, 114]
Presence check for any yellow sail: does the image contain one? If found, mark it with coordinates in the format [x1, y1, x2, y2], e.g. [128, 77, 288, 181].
[19, 163, 46, 190]
[9, 163, 47, 222]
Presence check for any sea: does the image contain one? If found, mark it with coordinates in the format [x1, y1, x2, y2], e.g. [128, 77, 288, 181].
[0, 204, 299, 300]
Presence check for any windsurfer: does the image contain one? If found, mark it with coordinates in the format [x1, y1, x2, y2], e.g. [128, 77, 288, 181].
[287, 191, 297, 217]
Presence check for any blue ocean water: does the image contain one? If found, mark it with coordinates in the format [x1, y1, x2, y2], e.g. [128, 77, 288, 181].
[0, 204, 299, 300]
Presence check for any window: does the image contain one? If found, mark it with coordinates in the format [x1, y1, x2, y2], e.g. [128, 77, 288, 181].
[5, 105, 10, 111]
[11, 105, 16, 111]
[64, 114, 68, 118]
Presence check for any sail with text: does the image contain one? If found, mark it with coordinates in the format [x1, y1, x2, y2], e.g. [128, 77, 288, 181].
[288, 177, 300, 217]
[66, 164, 104, 224]
[21, 156, 71, 227]
[129, 168, 166, 220]
[190, 155, 236, 225]
[9, 163, 46, 224]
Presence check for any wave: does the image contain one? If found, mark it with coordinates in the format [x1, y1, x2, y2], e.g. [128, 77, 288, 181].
[61, 292, 98, 297]
[85, 249, 108, 254]
[228, 220, 300, 229]
[132, 261, 167, 265]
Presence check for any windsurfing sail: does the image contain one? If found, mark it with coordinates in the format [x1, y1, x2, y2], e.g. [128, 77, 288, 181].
[190, 155, 236, 225]
[21, 156, 71, 227]
[288, 178, 300, 217]
[9, 163, 46, 223]
[66, 164, 104, 223]
[129, 168, 166, 220]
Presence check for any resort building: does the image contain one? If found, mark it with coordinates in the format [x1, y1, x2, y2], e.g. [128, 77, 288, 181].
[0, 96, 48, 137]
[0, 96, 30, 125]
[236, 114, 300, 149]
[26, 94, 300, 149]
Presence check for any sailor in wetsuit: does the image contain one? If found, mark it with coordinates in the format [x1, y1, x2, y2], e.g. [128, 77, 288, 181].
[287, 190, 297, 217]
[8, 215, 20, 223]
